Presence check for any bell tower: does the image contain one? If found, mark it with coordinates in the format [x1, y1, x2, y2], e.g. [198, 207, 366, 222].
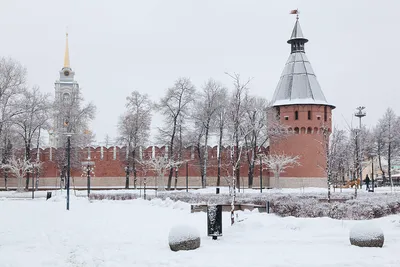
[50, 33, 80, 147]
[269, 16, 335, 188]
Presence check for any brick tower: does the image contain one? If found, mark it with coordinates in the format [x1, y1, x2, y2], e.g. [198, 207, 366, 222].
[269, 16, 335, 188]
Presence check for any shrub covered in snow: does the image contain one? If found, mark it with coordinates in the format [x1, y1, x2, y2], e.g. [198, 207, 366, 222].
[349, 223, 384, 247]
[168, 225, 201, 252]
[89, 193, 138, 201]
[88, 190, 400, 220]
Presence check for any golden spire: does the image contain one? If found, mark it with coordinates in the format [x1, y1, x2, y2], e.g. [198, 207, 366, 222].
[63, 32, 70, 68]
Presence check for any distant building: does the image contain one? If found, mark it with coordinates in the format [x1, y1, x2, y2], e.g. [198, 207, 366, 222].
[49, 33, 80, 147]
[269, 17, 335, 188]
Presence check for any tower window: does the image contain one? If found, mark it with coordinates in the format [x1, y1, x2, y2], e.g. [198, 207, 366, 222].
[295, 111, 299, 120]
[324, 106, 327, 122]
[308, 111, 311, 120]
[284, 116, 289, 121]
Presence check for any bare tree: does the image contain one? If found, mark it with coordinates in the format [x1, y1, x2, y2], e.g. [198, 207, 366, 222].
[242, 97, 287, 188]
[372, 125, 387, 183]
[377, 108, 400, 190]
[318, 127, 348, 201]
[258, 153, 300, 189]
[0, 57, 27, 140]
[157, 77, 195, 189]
[192, 79, 227, 188]
[104, 134, 112, 147]
[2, 157, 32, 192]
[139, 155, 184, 191]
[13, 87, 51, 189]
[226, 73, 251, 190]
[118, 91, 152, 189]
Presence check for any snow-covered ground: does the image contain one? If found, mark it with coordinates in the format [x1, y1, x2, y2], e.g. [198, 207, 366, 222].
[0, 194, 399, 267]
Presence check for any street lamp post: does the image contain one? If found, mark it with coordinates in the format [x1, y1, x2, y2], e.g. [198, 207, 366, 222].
[260, 156, 263, 193]
[31, 162, 35, 199]
[82, 160, 95, 197]
[355, 106, 366, 189]
[66, 134, 71, 210]
[371, 153, 375, 192]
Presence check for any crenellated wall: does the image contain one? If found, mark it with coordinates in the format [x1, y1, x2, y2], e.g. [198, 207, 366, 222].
[0, 146, 270, 188]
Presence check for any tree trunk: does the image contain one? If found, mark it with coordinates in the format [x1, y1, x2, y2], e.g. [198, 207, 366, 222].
[25, 141, 31, 190]
[275, 172, 280, 189]
[196, 143, 204, 187]
[217, 124, 223, 187]
[235, 140, 240, 191]
[174, 167, 178, 190]
[388, 142, 393, 190]
[203, 125, 209, 188]
[248, 159, 254, 189]
[4, 171, 8, 191]
[158, 173, 166, 191]
[132, 149, 137, 189]
[378, 154, 386, 184]
[167, 117, 178, 189]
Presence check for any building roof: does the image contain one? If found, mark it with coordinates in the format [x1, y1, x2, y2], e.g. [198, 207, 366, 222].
[272, 18, 335, 108]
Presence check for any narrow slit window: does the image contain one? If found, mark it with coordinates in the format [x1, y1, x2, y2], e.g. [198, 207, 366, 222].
[308, 111, 311, 120]
[295, 111, 299, 120]
[324, 106, 327, 122]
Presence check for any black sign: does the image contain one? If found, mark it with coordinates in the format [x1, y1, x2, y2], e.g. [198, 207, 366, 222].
[207, 205, 222, 238]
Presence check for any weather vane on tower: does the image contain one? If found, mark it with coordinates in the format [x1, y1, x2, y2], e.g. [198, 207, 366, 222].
[290, 9, 300, 20]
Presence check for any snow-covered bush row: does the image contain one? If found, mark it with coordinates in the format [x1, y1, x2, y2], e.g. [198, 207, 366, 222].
[87, 190, 400, 219]
[89, 193, 138, 200]
[149, 192, 400, 220]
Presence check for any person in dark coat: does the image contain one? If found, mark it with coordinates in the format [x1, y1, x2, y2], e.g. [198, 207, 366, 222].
[365, 174, 371, 190]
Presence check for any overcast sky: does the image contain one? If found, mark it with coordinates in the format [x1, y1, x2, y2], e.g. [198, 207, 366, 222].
[1, 0, 399, 145]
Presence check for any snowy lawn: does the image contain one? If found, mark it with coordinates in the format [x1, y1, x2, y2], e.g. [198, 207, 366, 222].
[0, 196, 400, 267]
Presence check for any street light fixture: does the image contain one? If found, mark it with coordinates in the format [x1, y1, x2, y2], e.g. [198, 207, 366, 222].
[369, 152, 376, 192]
[82, 160, 95, 197]
[63, 118, 73, 211]
[355, 106, 366, 189]
[124, 165, 130, 189]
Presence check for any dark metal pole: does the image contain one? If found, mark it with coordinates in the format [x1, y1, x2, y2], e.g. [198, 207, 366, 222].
[67, 135, 71, 211]
[260, 157, 263, 193]
[87, 164, 91, 197]
[31, 164, 35, 199]
[371, 156, 375, 192]
[144, 177, 147, 200]
[359, 116, 362, 190]
[186, 161, 188, 192]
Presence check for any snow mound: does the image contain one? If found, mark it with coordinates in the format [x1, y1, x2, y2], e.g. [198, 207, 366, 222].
[168, 225, 201, 251]
[349, 222, 384, 247]
[150, 197, 189, 210]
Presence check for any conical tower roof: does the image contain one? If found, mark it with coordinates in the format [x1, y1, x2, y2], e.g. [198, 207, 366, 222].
[271, 18, 334, 108]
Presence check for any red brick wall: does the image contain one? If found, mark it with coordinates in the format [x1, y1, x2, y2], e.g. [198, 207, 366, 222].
[12, 145, 268, 181]
[270, 104, 332, 178]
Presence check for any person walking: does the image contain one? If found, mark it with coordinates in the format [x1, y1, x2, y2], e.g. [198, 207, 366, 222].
[365, 174, 371, 190]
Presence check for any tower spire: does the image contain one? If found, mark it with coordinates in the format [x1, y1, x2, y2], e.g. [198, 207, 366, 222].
[64, 32, 70, 68]
[287, 16, 308, 53]
[271, 14, 335, 109]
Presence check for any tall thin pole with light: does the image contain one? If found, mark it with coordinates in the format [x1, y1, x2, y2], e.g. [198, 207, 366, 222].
[64, 118, 71, 210]
[355, 106, 366, 189]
